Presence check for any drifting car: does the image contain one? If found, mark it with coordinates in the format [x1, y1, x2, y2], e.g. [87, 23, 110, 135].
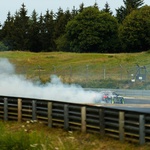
[94, 91, 125, 104]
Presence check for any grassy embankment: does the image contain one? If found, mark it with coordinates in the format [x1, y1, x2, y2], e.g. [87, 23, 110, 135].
[0, 121, 149, 150]
[0, 51, 150, 89]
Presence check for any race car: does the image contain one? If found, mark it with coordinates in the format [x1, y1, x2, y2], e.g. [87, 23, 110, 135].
[94, 91, 125, 104]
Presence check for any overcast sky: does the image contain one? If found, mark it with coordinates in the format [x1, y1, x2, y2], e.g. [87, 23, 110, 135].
[0, 0, 150, 25]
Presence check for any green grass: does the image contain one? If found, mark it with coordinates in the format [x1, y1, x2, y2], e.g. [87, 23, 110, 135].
[0, 121, 149, 150]
[1, 51, 149, 67]
[0, 51, 150, 89]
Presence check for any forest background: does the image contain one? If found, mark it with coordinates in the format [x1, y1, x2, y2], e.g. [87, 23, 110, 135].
[0, 0, 150, 53]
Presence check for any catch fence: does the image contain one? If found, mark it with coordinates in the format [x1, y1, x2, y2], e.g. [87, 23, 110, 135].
[16, 63, 150, 89]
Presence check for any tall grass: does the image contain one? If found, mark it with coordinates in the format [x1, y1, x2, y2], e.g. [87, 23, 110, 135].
[0, 121, 149, 150]
[0, 122, 41, 150]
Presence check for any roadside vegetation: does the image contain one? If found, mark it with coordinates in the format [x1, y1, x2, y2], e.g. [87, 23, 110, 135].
[0, 120, 149, 150]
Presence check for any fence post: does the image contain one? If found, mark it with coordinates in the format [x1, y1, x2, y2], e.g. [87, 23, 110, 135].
[99, 108, 105, 136]
[64, 104, 69, 130]
[4, 98, 8, 121]
[103, 65, 106, 79]
[32, 100, 37, 120]
[48, 102, 52, 128]
[119, 111, 125, 142]
[86, 65, 89, 83]
[120, 65, 123, 80]
[139, 115, 145, 145]
[81, 106, 86, 133]
[18, 98, 22, 122]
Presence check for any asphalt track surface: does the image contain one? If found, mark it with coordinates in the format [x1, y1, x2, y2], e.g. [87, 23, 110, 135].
[125, 97, 150, 104]
[102, 97, 150, 114]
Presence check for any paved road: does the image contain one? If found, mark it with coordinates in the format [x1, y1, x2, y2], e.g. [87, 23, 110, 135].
[125, 97, 150, 104]
[104, 105, 150, 113]
[102, 97, 150, 113]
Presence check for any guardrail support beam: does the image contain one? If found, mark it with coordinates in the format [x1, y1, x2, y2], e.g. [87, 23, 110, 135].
[64, 104, 69, 130]
[81, 106, 86, 133]
[32, 100, 37, 120]
[119, 111, 125, 142]
[18, 98, 22, 122]
[139, 115, 145, 145]
[99, 108, 105, 136]
[48, 102, 52, 128]
[4, 98, 8, 121]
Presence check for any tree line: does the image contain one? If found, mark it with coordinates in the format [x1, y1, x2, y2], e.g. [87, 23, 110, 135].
[0, 0, 150, 53]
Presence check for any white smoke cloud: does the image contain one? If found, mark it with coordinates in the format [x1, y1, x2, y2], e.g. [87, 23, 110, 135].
[0, 58, 102, 104]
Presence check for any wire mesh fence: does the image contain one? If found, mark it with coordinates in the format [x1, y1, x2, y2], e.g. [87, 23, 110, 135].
[15, 63, 150, 89]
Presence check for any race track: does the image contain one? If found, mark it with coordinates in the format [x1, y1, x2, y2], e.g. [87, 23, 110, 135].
[101, 97, 150, 113]
[125, 97, 150, 104]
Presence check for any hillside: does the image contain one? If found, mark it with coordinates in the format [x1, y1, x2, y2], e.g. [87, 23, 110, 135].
[0, 51, 150, 89]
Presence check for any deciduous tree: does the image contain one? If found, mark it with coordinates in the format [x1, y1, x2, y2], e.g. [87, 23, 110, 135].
[65, 7, 119, 53]
[119, 5, 150, 52]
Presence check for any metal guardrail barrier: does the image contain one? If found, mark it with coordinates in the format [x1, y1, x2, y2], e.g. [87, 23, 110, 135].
[0, 96, 150, 145]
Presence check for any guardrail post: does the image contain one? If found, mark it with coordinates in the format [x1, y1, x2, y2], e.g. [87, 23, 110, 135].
[139, 115, 145, 145]
[64, 104, 69, 130]
[99, 108, 105, 136]
[48, 102, 53, 128]
[4, 98, 8, 121]
[81, 106, 86, 133]
[18, 98, 22, 122]
[32, 100, 37, 120]
[119, 111, 125, 142]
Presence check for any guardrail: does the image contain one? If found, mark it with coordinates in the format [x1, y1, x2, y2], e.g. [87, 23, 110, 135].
[0, 96, 150, 145]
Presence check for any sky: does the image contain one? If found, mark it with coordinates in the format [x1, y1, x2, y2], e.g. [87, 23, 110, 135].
[0, 0, 150, 25]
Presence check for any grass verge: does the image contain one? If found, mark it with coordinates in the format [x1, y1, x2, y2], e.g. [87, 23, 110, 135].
[0, 121, 149, 150]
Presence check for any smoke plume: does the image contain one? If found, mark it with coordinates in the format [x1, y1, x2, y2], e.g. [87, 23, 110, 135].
[0, 58, 102, 104]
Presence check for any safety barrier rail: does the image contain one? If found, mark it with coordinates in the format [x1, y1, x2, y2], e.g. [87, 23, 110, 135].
[0, 96, 150, 145]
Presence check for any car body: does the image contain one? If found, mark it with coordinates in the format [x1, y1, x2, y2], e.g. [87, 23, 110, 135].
[94, 91, 124, 104]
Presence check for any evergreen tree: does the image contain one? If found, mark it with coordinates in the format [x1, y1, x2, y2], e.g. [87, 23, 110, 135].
[2, 11, 14, 50]
[54, 8, 72, 39]
[0, 22, 2, 41]
[79, 3, 84, 13]
[102, 2, 113, 15]
[71, 6, 78, 18]
[93, 1, 99, 9]
[55, 9, 72, 51]
[12, 3, 30, 50]
[43, 10, 55, 51]
[38, 13, 45, 50]
[28, 9, 41, 52]
[54, 7, 64, 39]
[116, 0, 144, 23]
